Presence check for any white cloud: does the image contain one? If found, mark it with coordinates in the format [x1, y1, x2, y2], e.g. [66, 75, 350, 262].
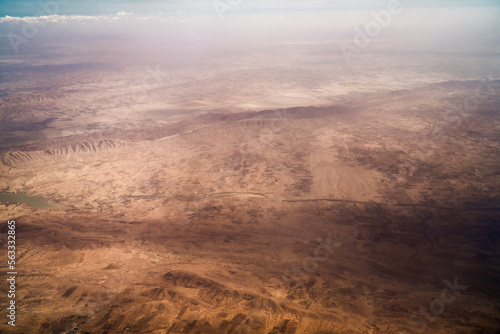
[0, 12, 143, 25]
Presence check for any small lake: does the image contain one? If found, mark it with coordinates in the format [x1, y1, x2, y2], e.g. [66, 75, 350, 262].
[0, 192, 64, 209]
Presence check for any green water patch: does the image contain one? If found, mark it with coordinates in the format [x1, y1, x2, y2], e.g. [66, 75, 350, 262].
[0, 192, 65, 209]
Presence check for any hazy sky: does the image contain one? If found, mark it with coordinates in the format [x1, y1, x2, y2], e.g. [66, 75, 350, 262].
[1, 0, 500, 17]
[0, 0, 499, 68]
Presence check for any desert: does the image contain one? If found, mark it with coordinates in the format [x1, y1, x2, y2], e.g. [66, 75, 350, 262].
[0, 1, 499, 333]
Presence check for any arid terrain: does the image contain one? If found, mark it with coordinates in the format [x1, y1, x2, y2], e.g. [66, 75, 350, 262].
[1, 3, 500, 333]
[1, 66, 500, 333]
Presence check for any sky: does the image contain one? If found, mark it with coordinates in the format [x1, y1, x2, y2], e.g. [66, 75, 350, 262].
[1, 0, 500, 17]
[0, 0, 499, 63]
